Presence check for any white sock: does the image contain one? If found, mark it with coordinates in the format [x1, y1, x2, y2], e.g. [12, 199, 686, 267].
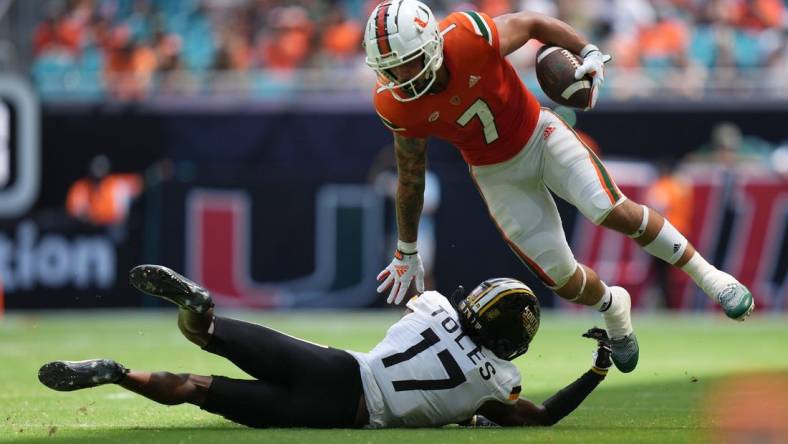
[601, 286, 633, 338]
[681, 253, 735, 300]
[681, 253, 714, 286]
[592, 285, 613, 312]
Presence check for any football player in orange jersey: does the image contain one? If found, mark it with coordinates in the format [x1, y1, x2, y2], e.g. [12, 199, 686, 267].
[365, 0, 754, 374]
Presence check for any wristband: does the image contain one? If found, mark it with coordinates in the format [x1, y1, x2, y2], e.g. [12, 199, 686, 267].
[397, 240, 418, 254]
[580, 44, 600, 58]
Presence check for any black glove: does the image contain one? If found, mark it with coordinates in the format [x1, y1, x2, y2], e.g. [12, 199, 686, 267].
[583, 327, 612, 375]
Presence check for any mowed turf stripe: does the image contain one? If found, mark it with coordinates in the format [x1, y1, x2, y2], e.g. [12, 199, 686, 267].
[1, 312, 787, 443]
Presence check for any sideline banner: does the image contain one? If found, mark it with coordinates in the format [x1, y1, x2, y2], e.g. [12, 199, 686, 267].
[1, 105, 785, 310]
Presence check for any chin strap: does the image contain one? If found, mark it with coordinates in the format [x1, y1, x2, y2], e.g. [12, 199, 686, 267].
[449, 285, 466, 305]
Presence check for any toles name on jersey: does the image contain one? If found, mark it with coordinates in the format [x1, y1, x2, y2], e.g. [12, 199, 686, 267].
[422, 303, 498, 381]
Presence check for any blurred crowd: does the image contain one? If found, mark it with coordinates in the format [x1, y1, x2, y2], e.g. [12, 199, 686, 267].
[30, 0, 788, 100]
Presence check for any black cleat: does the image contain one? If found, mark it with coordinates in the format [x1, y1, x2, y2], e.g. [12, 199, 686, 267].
[129, 265, 213, 313]
[38, 359, 128, 392]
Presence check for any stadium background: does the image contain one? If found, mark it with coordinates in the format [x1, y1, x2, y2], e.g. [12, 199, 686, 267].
[0, 0, 784, 312]
[0, 1, 787, 443]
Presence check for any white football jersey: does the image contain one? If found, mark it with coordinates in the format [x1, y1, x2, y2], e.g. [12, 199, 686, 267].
[349, 291, 522, 428]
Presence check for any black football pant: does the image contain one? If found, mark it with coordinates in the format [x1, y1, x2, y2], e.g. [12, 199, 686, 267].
[199, 316, 363, 428]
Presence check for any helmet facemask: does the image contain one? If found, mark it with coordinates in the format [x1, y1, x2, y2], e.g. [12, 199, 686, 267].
[369, 35, 443, 102]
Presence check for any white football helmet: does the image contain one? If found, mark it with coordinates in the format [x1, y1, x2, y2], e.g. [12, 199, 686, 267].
[364, 0, 444, 102]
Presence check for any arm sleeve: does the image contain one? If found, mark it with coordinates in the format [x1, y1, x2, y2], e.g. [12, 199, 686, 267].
[541, 370, 605, 425]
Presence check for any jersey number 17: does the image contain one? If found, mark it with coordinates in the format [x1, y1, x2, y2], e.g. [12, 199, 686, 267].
[381, 328, 467, 391]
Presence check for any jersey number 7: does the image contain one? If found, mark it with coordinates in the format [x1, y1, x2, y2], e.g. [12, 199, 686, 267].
[456, 99, 499, 144]
[381, 328, 467, 391]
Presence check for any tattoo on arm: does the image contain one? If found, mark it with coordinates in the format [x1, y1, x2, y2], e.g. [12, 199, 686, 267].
[393, 134, 427, 244]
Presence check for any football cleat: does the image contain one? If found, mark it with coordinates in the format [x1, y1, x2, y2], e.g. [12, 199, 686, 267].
[716, 282, 755, 321]
[609, 333, 639, 374]
[38, 359, 128, 391]
[601, 286, 639, 373]
[129, 265, 213, 313]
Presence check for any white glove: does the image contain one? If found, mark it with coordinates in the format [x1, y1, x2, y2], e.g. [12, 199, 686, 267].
[376, 243, 425, 305]
[574, 44, 612, 110]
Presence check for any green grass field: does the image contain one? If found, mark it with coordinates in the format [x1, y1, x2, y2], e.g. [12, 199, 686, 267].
[1, 310, 787, 443]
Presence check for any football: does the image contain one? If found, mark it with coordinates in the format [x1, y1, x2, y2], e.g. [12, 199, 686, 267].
[535, 46, 593, 109]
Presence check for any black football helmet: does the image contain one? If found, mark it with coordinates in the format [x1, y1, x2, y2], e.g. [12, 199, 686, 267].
[451, 278, 540, 361]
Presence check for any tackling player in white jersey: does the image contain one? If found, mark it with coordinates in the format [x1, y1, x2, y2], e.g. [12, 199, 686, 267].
[39, 266, 612, 428]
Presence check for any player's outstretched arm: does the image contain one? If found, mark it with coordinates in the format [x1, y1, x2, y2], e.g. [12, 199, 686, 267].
[494, 12, 588, 57]
[376, 134, 428, 304]
[393, 133, 427, 244]
[476, 328, 612, 427]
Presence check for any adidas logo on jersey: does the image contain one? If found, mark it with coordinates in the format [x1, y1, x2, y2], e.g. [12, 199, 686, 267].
[542, 125, 555, 140]
[469, 75, 481, 88]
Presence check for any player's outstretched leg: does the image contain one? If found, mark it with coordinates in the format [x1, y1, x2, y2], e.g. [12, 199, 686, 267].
[38, 359, 129, 391]
[129, 265, 215, 346]
[555, 265, 638, 373]
[116, 371, 211, 405]
[602, 201, 754, 321]
[39, 359, 210, 406]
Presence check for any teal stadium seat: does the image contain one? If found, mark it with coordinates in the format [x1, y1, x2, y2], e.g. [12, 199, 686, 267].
[182, 14, 216, 71]
[690, 25, 718, 67]
[76, 45, 105, 99]
[31, 50, 77, 100]
[733, 29, 762, 68]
